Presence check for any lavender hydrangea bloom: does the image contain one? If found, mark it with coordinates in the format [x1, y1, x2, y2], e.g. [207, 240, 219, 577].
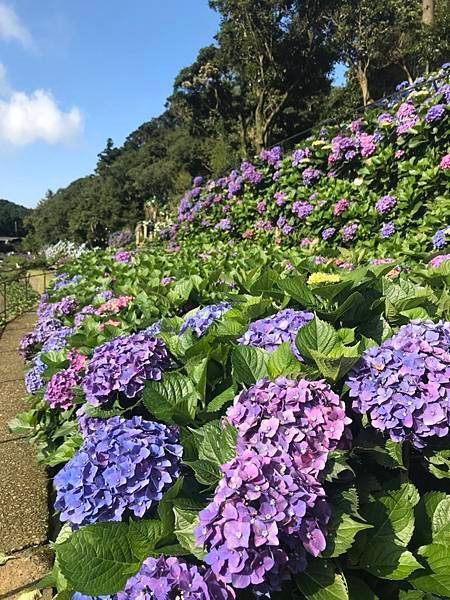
[19, 318, 64, 359]
[238, 309, 313, 360]
[53, 274, 82, 291]
[117, 556, 235, 600]
[425, 103, 445, 123]
[196, 447, 330, 591]
[321, 227, 336, 241]
[302, 168, 321, 187]
[380, 222, 396, 238]
[227, 377, 350, 475]
[215, 218, 232, 231]
[95, 290, 114, 303]
[180, 302, 231, 338]
[41, 326, 74, 352]
[38, 296, 78, 320]
[292, 201, 313, 219]
[432, 226, 450, 249]
[74, 305, 96, 328]
[241, 161, 263, 185]
[82, 331, 170, 406]
[44, 351, 86, 410]
[341, 223, 358, 242]
[347, 320, 450, 448]
[54, 416, 182, 526]
[25, 355, 46, 395]
[259, 146, 282, 167]
[375, 195, 396, 215]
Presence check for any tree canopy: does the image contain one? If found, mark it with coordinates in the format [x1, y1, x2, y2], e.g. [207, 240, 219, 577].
[23, 0, 450, 249]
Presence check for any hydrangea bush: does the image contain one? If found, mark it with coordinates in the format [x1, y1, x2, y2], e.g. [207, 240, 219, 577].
[12, 66, 450, 599]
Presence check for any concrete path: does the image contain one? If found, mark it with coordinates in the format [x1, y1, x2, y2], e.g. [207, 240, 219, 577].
[0, 312, 52, 599]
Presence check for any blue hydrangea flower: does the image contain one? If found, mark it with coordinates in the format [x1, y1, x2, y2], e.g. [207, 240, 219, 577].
[321, 227, 336, 241]
[25, 355, 46, 395]
[380, 222, 396, 238]
[432, 226, 450, 249]
[54, 416, 182, 526]
[180, 302, 231, 337]
[238, 309, 313, 360]
[425, 103, 445, 123]
[116, 556, 235, 600]
[347, 320, 450, 448]
[82, 330, 170, 406]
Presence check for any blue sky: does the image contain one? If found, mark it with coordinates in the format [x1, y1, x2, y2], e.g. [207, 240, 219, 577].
[0, 3, 346, 209]
[0, 1, 221, 207]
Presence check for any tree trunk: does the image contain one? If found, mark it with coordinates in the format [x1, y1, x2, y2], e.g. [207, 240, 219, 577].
[422, 0, 434, 26]
[400, 61, 414, 84]
[355, 66, 371, 107]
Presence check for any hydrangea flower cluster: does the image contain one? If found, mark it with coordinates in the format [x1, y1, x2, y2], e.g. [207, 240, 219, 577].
[180, 302, 231, 337]
[375, 195, 396, 215]
[82, 330, 170, 406]
[74, 305, 96, 328]
[341, 223, 358, 242]
[117, 556, 235, 600]
[41, 326, 74, 352]
[425, 103, 445, 123]
[292, 201, 313, 219]
[53, 273, 81, 291]
[54, 416, 182, 526]
[196, 447, 330, 591]
[238, 309, 313, 360]
[25, 355, 46, 395]
[321, 227, 336, 240]
[381, 222, 396, 238]
[307, 272, 341, 285]
[108, 229, 133, 248]
[396, 102, 419, 135]
[44, 351, 86, 410]
[227, 377, 350, 475]
[95, 295, 133, 316]
[113, 251, 132, 263]
[95, 290, 114, 303]
[440, 154, 450, 169]
[302, 167, 321, 186]
[160, 276, 175, 285]
[19, 318, 63, 359]
[428, 254, 450, 268]
[37, 296, 77, 319]
[347, 320, 450, 448]
[432, 225, 450, 249]
[332, 198, 349, 217]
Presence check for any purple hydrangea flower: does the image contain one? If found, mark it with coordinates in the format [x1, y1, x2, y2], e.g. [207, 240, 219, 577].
[256, 201, 266, 214]
[74, 305, 96, 328]
[196, 447, 330, 591]
[117, 556, 235, 600]
[215, 218, 231, 231]
[19, 318, 65, 359]
[180, 302, 231, 338]
[302, 168, 321, 187]
[341, 223, 358, 242]
[54, 416, 182, 526]
[193, 175, 203, 186]
[25, 355, 46, 395]
[375, 195, 397, 215]
[432, 226, 450, 249]
[41, 326, 74, 352]
[425, 104, 445, 123]
[238, 309, 313, 360]
[44, 351, 86, 410]
[332, 199, 349, 217]
[428, 254, 450, 268]
[259, 147, 282, 167]
[227, 377, 350, 475]
[292, 201, 313, 219]
[321, 227, 336, 241]
[396, 102, 418, 135]
[241, 161, 263, 185]
[380, 222, 396, 238]
[440, 154, 450, 169]
[113, 250, 132, 264]
[37, 296, 77, 320]
[292, 148, 310, 167]
[82, 331, 170, 406]
[347, 320, 450, 448]
[53, 274, 82, 291]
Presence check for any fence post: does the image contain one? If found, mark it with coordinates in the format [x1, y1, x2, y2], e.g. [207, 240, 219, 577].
[3, 281, 6, 324]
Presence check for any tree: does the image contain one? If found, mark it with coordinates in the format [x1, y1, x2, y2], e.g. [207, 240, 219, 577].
[209, 0, 334, 151]
[329, 0, 396, 106]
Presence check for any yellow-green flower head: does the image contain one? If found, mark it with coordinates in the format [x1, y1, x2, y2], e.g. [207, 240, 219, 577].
[307, 272, 342, 286]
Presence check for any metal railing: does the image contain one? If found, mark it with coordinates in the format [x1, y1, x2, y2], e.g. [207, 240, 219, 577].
[0, 269, 55, 328]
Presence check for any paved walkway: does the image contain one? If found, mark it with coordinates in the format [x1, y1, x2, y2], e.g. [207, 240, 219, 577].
[0, 312, 52, 599]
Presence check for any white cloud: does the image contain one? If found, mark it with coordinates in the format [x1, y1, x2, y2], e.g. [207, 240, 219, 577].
[0, 63, 83, 146]
[0, 3, 32, 48]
